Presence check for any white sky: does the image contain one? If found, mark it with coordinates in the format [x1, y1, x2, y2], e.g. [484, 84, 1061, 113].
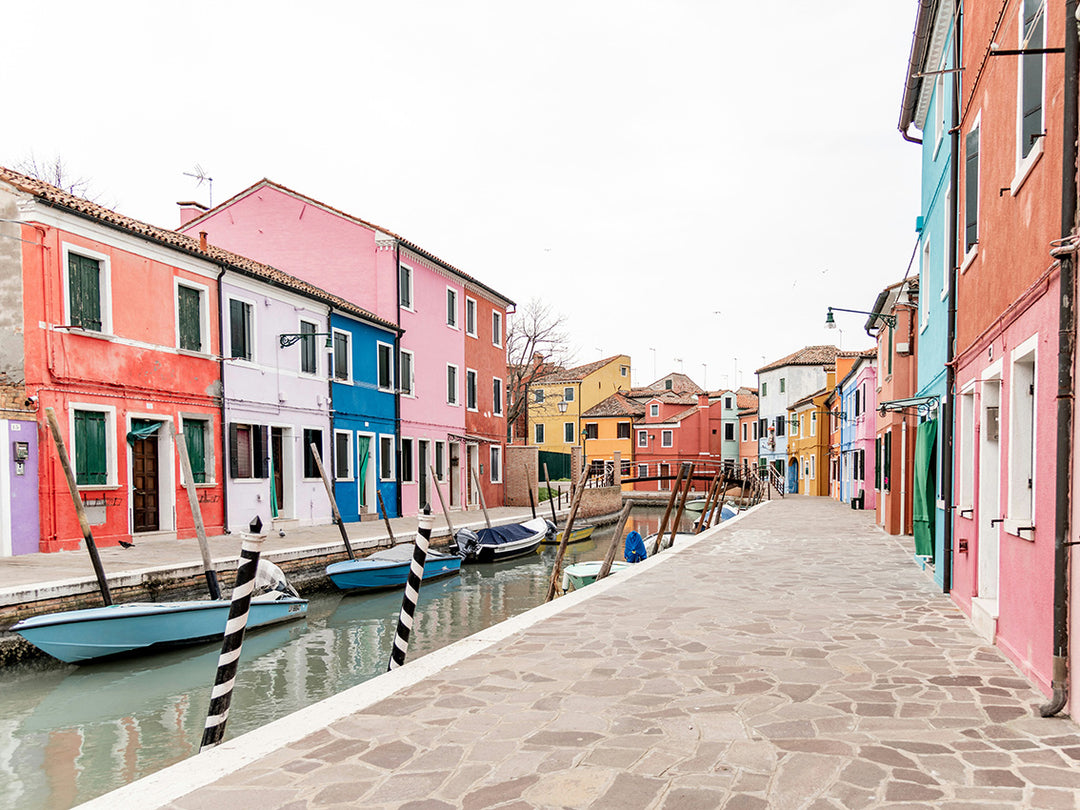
[2, 1, 920, 391]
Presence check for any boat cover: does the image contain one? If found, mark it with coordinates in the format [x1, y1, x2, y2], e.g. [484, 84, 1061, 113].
[624, 531, 647, 562]
[476, 523, 539, 545]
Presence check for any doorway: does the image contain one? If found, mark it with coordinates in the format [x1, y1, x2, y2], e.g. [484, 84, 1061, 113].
[449, 443, 461, 507]
[271, 427, 289, 519]
[975, 376, 1001, 639]
[418, 439, 430, 511]
[787, 458, 798, 494]
[356, 433, 373, 514]
[132, 432, 160, 532]
[466, 444, 478, 506]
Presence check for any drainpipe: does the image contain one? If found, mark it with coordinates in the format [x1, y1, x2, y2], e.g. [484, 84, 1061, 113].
[1041, 0, 1079, 719]
[394, 242, 402, 519]
[901, 416, 908, 534]
[216, 264, 230, 533]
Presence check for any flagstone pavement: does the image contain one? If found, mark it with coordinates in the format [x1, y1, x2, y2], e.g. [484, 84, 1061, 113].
[113, 496, 1080, 809]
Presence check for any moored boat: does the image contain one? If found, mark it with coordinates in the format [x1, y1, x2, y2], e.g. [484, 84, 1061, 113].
[327, 545, 461, 591]
[453, 517, 549, 563]
[12, 561, 307, 664]
[539, 523, 596, 544]
[562, 560, 631, 591]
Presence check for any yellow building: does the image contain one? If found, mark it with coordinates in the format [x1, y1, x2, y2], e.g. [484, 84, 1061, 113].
[786, 368, 835, 496]
[580, 392, 644, 488]
[527, 355, 631, 462]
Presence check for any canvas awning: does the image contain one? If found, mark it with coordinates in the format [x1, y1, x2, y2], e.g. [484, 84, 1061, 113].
[126, 419, 163, 446]
[877, 395, 939, 417]
[912, 418, 938, 560]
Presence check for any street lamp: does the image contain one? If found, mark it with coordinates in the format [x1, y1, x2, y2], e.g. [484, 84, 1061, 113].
[279, 331, 334, 348]
[824, 307, 897, 330]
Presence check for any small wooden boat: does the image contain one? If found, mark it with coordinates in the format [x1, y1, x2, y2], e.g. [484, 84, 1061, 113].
[453, 517, 548, 563]
[683, 499, 709, 514]
[327, 545, 461, 592]
[539, 523, 595, 545]
[12, 562, 307, 664]
[642, 531, 697, 556]
[562, 560, 631, 591]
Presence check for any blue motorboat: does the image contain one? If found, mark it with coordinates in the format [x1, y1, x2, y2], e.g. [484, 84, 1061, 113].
[11, 561, 307, 664]
[326, 544, 462, 591]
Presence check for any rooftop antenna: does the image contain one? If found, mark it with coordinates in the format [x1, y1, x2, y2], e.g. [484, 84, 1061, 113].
[183, 164, 214, 207]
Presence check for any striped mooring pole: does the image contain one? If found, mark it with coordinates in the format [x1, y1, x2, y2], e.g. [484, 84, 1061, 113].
[388, 508, 435, 671]
[200, 517, 267, 751]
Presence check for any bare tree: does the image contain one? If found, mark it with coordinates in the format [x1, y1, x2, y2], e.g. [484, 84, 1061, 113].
[505, 298, 575, 442]
[13, 153, 104, 202]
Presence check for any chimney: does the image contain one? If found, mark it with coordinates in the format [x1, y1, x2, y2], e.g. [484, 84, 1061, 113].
[177, 200, 208, 228]
[199, 231, 208, 250]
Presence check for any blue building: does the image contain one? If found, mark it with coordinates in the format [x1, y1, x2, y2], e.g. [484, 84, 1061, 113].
[329, 308, 402, 521]
[898, 0, 954, 589]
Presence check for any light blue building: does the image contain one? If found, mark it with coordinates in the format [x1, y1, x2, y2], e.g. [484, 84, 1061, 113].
[329, 308, 402, 521]
[899, 0, 954, 589]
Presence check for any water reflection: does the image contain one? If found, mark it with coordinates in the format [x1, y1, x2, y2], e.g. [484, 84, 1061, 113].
[1, 509, 685, 809]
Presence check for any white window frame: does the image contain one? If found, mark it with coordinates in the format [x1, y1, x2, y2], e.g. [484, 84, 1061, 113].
[399, 348, 415, 397]
[638, 464, 647, 478]
[962, 114, 981, 270]
[1013, 0, 1046, 191]
[178, 414, 214, 487]
[377, 341, 395, 393]
[174, 278, 210, 354]
[1006, 336, 1038, 535]
[650, 403, 659, 417]
[934, 70, 945, 157]
[466, 368, 478, 412]
[331, 328, 351, 383]
[563, 387, 575, 402]
[535, 423, 545, 444]
[742, 423, 747, 442]
[446, 287, 459, 329]
[434, 440, 447, 481]
[492, 310, 503, 347]
[399, 437, 415, 483]
[724, 396, 733, 409]
[295, 318, 320, 376]
[61, 242, 113, 335]
[334, 429, 353, 481]
[465, 296, 477, 337]
[810, 454, 816, 479]
[399, 264, 414, 310]
[638, 430, 648, 448]
[447, 363, 459, 406]
[489, 445, 503, 484]
[379, 434, 396, 481]
[958, 383, 976, 512]
[70, 402, 118, 489]
[563, 422, 575, 443]
[921, 238, 932, 331]
[492, 376, 504, 416]
[226, 294, 257, 362]
[661, 429, 673, 448]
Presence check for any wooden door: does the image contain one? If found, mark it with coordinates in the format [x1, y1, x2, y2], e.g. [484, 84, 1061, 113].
[132, 436, 160, 532]
[272, 428, 285, 518]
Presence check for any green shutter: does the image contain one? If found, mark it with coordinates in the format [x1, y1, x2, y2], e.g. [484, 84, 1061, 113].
[69, 254, 102, 331]
[74, 410, 107, 485]
[178, 286, 202, 352]
[184, 419, 207, 483]
[230, 300, 249, 359]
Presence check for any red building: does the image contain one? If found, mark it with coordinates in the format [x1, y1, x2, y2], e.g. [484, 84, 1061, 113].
[463, 290, 512, 507]
[1, 168, 225, 551]
[632, 394, 721, 492]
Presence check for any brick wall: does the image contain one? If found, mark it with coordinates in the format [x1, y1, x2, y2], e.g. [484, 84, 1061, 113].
[505, 445, 539, 506]
[0, 374, 32, 417]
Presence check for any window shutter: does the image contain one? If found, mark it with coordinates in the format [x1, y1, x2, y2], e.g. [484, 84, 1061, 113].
[965, 128, 980, 250]
[253, 425, 269, 479]
[69, 254, 102, 331]
[229, 423, 240, 478]
[1021, 2, 1044, 159]
[184, 420, 207, 483]
[178, 286, 202, 351]
[230, 300, 248, 359]
[74, 410, 107, 485]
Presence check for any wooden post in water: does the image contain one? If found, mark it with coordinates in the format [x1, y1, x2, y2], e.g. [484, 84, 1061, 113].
[376, 491, 397, 546]
[430, 464, 456, 537]
[310, 443, 355, 561]
[470, 466, 492, 530]
[527, 478, 537, 520]
[44, 407, 112, 606]
[542, 463, 558, 525]
[654, 463, 686, 545]
[596, 499, 634, 582]
[695, 472, 722, 534]
[545, 467, 589, 602]
[662, 463, 694, 551]
[172, 423, 221, 599]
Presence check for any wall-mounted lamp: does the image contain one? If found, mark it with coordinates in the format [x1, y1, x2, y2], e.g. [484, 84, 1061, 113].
[279, 332, 334, 349]
[557, 401, 568, 413]
[824, 307, 897, 329]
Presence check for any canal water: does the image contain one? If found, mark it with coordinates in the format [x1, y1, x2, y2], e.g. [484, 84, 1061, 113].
[1, 509, 692, 810]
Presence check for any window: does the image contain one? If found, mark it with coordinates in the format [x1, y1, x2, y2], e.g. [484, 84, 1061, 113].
[617, 421, 631, 439]
[1009, 343, 1037, 524]
[811, 412, 817, 436]
[377, 342, 394, 391]
[854, 388, 862, 418]
[65, 249, 107, 332]
[177, 283, 205, 352]
[492, 311, 503, 347]
[493, 377, 503, 415]
[564, 422, 575, 443]
[742, 423, 747, 442]
[752, 421, 758, 440]
[883, 431, 892, 492]
[400, 437, 414, 483]
[379, 435, 395, 480]
[302, 429, 324, 479]
[535, 423, 545, 444]
[584, 423, 598, 440]
[465, 297, 477, 336]
[665, 380, 673, 390]
[333, 330, 350, 382]
[810, 454, 816, 479]
[229, 299, 253, 360]
[335, 431, 352, 479]
[776, 416, 785, 437]
[490, 445, 502, 483]
[229, 423, 268, 479]
[935, 71, 945, 152]
[661, 430, 673, 448]
[724, 423, 735, 441]
[791, 416, 799, 437]
[446, 288, 458, 327]
[434, 441, 446, 480]
[875, 437, 882, 490]
[399, 265, 413, 308]
[447, 364, 459, 405]
[638, 430, 648, 448]
[564, 387, 575, 402]
[965, 122, 980, 254]
[779, 378, 786, 393]
[400, 349, 414, 396]
[650, 403, 659, 417]
[182, 417, 211, 484]
[73, 409, 108, 485]
[299, 321, 318, 374]
[943, 186, 952, 301]
[534, 389, 545, 403]
[921, 239, 932, 330]
[466, 369, 478, 410]
[959, 387, 976, 508]
[761, 382, 767, 396]
[620, 366, 629, 377]
[1019, 0, 1045, 162]
[638, 464, 647, 478]
[724, 396, 733, 409]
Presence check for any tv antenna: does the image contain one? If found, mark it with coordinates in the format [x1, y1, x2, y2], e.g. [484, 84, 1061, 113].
[183, 164, 214, 207]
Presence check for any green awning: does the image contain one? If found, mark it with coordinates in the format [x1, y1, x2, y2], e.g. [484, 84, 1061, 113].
[126, 419, 162, 446]
[912, 418, 937, 559]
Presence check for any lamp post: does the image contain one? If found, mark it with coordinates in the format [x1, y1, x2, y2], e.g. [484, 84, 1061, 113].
[824, 307, 897, 331]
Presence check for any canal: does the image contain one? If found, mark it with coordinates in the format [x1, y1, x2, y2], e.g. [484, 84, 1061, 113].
[1, 509, 688, 810]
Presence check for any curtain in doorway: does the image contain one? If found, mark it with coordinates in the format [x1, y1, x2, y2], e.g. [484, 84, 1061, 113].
[912, 418, 938, 559]
[357, 436, 370, 508]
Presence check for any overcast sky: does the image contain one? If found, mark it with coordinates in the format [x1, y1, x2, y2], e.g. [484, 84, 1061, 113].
[2, 1, 920, 391]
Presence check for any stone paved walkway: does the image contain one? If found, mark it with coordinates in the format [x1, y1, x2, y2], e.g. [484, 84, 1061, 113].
[94, 497, 1080, 809]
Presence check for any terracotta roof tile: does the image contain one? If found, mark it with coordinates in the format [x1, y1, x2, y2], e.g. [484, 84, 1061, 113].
[756, 345, 840, 374]
[581, 392, 645, 418]
[535, 355, 626, 384]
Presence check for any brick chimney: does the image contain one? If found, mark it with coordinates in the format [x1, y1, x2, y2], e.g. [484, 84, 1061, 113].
[177, 201, 208, 228]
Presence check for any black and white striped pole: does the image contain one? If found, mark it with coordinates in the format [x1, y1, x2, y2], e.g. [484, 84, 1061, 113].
[201, 516, 266, 751]
[388, 507, 434, 671]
